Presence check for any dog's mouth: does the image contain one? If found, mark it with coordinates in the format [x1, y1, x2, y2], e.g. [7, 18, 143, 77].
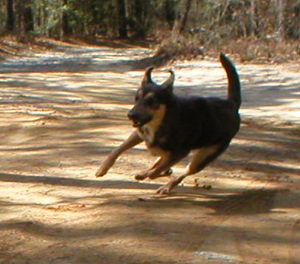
[128, 110, 152, 128]
[130, 116, 152, 128]
[132, 120, 143, 127]
[131, 119, 150, 128]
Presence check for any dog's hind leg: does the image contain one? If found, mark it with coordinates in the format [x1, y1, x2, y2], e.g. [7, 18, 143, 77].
[156, 144, 229, 194]
[135, 157, 173, 181]
[135, 157, 162, 180]
[136, 151, 188, 181]
[96, 130, 143, 177]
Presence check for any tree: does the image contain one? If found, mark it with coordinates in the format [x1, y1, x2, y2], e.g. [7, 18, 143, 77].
[165, 0, 176, 29]
[179, 0, 193, 32]
[6, 0, 14, 32]
[170, 0, 193, 40]
[128, 0, 149, 38]
[1, 0, 300, 46]
[60, 0, 72, 39]
[117, 0, 128, 38]
[249, 0, 256, 37]
[277, 0, 284, 41]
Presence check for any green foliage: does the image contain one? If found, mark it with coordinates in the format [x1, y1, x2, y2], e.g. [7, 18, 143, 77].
[0, 1, 6, 35]
[0, 0, 300, 61]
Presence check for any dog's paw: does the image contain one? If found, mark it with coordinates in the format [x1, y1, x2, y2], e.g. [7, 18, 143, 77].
[163, 168, 173, 176]
[95, 157, 116, 177]
[134, 173, 148, 181]
[156, 185, 172, 195]
[95, 167, 106, 177]
[156, 177, 179, 194]
[135, 168, 173, 181]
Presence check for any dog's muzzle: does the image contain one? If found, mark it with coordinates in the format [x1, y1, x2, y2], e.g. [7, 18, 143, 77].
[127, 110, 151, 127]
[127, 110, 142, 127]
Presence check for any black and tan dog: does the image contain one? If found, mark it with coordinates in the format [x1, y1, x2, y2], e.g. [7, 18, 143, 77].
[96, 53, 241, 194]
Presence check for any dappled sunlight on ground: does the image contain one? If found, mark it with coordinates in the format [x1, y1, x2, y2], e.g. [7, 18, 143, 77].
[0, 45, 299, 263]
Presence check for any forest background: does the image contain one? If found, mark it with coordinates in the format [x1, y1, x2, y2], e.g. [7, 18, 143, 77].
[1, 0, 300, 63]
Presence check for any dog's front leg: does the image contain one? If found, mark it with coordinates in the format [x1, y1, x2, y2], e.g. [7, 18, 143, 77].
[96, 130, 143, 177]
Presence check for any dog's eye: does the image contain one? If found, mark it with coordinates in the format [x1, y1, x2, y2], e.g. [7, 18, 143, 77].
[135, 93, 142, 102]
[135, 90, 143, 102]
[144, 97, 158, 108]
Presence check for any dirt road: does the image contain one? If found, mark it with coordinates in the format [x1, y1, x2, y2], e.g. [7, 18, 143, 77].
[0, 41, 299, 264]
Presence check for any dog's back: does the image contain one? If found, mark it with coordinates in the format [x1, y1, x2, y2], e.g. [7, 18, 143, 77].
[151, 53, 241, 153]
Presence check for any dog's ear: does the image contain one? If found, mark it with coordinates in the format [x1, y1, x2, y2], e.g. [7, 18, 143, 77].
[161, 70, 175, 93]
[142, 67, 154, 84]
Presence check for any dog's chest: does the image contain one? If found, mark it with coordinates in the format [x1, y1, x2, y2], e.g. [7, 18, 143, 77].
[139, 125, 155, 144]
[139, 123, 162, 145]
[138, 105, 166, 153]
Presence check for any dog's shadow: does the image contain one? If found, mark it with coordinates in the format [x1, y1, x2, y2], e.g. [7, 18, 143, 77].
[202, 188, 285, 215]
[143, 187, 288, 215]
[0, 172, 288, 216]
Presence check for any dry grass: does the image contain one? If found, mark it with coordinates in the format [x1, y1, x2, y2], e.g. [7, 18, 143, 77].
[1, 33, 300, 67]
[153, 29, 300, 64]
[224, 38, 300, 63]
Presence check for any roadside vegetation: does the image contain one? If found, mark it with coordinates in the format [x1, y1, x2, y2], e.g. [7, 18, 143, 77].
[1, 0, 300, 63]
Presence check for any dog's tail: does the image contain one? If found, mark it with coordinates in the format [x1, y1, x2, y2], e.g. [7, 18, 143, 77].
[220, 53, 241, 110]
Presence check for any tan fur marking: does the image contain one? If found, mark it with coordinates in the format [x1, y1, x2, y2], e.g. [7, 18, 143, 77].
[148, 146, 169, 157]
[142, 105, 166, 145]
[185, 145, 219, 175]
[144, 92, 155, 99]
[137, 89, 143, 99]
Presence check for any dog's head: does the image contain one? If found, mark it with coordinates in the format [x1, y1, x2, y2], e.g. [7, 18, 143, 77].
[128, 67, 174, 127]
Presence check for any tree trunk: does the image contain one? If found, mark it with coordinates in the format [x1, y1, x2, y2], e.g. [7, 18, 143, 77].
[6, 0, 15, 32]
[249, 0, 256, 37]
[24, 6, 34, 32]
[165, 0, 176, 29]
[171, 0, 193, 40]
[60, 0, 72, 39]
[15, 0, 25, 38]
[131, 0, 147, 38]
[117, 0, 128, 38]
[277, 0, 284, 41]
[179, 0, 193, 32]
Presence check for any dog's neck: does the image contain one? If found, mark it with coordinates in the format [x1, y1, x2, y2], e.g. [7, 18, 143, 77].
[138, 104, 166, 145]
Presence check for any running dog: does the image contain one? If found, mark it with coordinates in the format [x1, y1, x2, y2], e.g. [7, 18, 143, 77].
[96, 53, 241, 194]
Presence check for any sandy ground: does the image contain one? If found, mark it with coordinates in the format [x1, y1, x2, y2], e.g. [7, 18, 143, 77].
[0, 40, 300, 264]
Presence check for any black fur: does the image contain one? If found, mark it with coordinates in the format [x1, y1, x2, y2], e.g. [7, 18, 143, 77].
[152, 95, 239, 152]
[96, 53, 241, 194]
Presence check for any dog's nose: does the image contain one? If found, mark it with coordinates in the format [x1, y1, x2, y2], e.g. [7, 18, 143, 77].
[127, 110, 140, 121]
